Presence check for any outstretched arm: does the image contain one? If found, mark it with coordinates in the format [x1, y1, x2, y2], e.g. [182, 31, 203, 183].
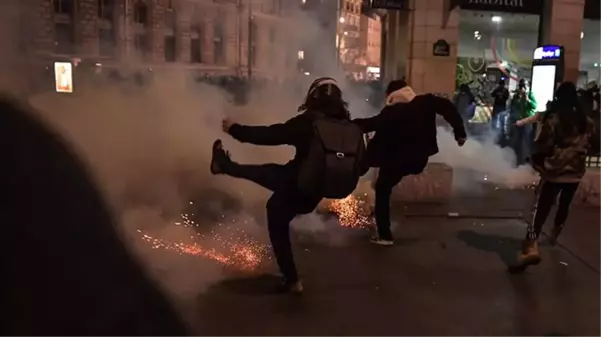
[431, 95, 467, 140]
[227, 114, 304, 146]
[516, 112, 542, 126]
[353, 113, 384, 133]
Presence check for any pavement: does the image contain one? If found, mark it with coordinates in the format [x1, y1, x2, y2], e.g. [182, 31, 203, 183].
[185, 197, 600, 336]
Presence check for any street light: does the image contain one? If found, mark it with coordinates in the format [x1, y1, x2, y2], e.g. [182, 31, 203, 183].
[339, 16, 345, 23]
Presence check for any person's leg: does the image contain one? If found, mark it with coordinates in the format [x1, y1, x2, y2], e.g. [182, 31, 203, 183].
[266, 193, 302, 293]
[373, 166, 405, 244]
[514, 126, 525, 165]
[549, 182, 580, 245]
[525, 179, 543, 226]
[500, 111, 510, 147]
[211, 139, 285, 192]
[522, 123, 533, 164]
[517, 180, 560, 269]
[528, 180, 561, 240]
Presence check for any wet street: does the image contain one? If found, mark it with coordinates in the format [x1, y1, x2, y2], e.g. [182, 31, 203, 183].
[187, 200, 600, 336]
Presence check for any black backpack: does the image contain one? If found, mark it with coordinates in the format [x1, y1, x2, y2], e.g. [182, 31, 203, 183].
[298, 112, 366, 199]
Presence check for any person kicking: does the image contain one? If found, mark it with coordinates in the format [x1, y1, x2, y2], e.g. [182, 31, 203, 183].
[353, 79, 466, 246]
[210, 77, 366, 293]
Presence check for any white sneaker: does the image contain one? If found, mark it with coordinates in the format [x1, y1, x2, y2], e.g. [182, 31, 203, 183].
[288, 280, 304, 294]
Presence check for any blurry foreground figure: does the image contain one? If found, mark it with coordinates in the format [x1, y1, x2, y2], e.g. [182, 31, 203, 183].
[0, 95, 189, 335]
[513, 81, 595, 272]
[211, 77, 366, 294]
[353, 79, 467, 245]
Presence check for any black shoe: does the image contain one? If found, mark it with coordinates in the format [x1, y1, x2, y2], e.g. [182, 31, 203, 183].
[210, 139, 231, 174]
[369, 234, 394, 246]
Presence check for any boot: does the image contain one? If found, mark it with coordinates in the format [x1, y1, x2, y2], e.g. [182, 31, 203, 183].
[548, 225, 564, 246]
[210, 139, 232, 175]
[517, 239, 541, 268]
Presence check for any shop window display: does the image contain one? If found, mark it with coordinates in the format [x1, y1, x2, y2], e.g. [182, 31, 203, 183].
[456, 11, 539, 125]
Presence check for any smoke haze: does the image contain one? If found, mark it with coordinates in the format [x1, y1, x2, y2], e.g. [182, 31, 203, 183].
[8, 6, 536, 324]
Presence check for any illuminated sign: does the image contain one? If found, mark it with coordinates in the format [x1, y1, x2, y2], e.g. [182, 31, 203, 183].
[455, 0, 542, 14]
[54, 62, 73, 93]
[533, 45, 562, 60]
[371, 0, 409, 10]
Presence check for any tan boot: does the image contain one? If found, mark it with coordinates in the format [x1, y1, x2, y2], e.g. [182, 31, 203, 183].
[288, 280, 303, 294]
[518, 239, 541, 267]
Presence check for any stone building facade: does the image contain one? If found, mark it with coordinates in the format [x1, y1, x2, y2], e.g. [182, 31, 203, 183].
[21, 0, 298, 79]
[380, 0, 591, 97]
[359, 13, 381, 79]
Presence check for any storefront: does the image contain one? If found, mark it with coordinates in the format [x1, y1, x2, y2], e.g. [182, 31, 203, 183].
[454, 0, 600, 122]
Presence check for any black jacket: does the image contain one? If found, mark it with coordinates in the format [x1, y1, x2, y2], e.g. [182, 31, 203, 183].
[354, 87, 466, 168]
[228, 108, 352, 174]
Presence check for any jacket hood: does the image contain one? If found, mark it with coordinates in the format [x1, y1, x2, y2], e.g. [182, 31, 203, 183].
[386, 86, 417, 105]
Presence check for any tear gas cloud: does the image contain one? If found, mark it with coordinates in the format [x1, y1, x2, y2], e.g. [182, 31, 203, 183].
[13, 6, 534, 312]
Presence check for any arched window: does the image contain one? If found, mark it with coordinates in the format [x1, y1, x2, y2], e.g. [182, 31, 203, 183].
[54, 0, 74, 15]
[164, 6, 177, 62]
[268, 26, 276, 64]
[213, 21, 225, 64]
[98, 0, 114, 20]
[249, 20, 258, 66]
[190, 23, 203, 63]
[134, 1, 148, 26]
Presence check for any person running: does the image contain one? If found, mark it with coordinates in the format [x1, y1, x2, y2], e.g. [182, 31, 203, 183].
[210, 77, 366, 293]
[353, 79, 467, 246]
[515, 81, 595, 272]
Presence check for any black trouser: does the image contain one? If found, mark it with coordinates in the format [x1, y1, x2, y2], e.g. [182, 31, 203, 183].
[226, 163, 319, 283]
[509, 120, 533, 166]
[374, 158, 428, 241]
[526, 179, 580, 240]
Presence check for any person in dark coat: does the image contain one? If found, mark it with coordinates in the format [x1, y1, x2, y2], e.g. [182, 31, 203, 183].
[210, 77, 352, 294]
[0, 95, 189, 335]
[353, 79, 467, 245]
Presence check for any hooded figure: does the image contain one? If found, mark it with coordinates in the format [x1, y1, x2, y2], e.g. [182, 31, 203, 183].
[210, 77, 351, 294]
[353, 79, 466, 245]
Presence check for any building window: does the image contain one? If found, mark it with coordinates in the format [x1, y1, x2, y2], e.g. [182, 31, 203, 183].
[55, 23, 75, 54]
[164, 36, 176, 62]
[99, 28, 115, 56]
[249, 21, 257, 66]
[268, 27, 276, 63]
[134, 33, 149, 58]
[134, 1, 148, 26]
[190, 24, 203, 63]
[98, 0, 114, 20]
[213, 22, 225, 65]
[165, 8, 176, 30]
[54, 0, 74, 14]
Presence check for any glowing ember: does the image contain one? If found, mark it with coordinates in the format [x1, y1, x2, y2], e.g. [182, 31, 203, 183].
[138, 208, 271, 271]
[326, 194, 373, 229]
